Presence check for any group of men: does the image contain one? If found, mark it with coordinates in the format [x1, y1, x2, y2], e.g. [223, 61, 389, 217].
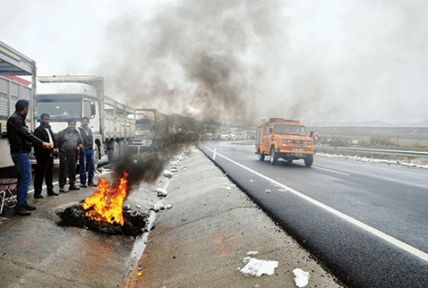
[6, 99, 96, 216]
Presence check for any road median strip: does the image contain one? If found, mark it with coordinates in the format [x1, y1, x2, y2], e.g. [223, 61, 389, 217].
[128, 148, 342, 288]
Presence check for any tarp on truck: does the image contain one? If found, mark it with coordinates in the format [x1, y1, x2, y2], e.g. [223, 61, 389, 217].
[0, 41, 35, 75]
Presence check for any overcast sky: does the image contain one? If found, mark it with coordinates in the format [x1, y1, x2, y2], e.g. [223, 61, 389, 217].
[1, 0, 428, 125]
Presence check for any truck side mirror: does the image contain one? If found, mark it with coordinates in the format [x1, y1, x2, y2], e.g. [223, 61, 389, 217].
[90, 102, 96, 118]
[268, 127, 273, 134]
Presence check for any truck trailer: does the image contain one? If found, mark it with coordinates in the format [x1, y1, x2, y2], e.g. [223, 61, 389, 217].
[0, 41, 36, 173]
[37, 75, 136, 164]
[133, 108, 170, 150]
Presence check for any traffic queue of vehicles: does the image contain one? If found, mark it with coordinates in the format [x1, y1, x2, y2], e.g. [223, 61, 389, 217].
[1, 42, 315, 176]
[37, 75, 136, 164]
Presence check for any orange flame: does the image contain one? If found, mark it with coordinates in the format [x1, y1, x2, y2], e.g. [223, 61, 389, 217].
[82, 172, 128, 225]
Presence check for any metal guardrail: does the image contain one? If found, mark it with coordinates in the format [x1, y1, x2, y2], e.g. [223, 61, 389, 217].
[316, 146, 428, 158]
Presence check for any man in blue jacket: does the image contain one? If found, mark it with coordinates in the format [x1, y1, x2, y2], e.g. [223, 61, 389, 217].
[7, 100, 53, 215]
[79, 117, 95, 188]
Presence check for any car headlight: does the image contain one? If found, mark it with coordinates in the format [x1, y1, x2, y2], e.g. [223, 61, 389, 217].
[283, 139, 292, 145]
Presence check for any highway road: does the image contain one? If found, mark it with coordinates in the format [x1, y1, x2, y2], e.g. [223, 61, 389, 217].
[199, 141, 428, 288]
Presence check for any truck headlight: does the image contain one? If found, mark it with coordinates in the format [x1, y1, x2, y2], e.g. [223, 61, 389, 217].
[304, 141, 313, 146]
[283, 139, 292, 145]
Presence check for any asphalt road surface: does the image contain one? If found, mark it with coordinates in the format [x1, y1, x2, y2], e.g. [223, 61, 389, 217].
[199, 141, 428, 288]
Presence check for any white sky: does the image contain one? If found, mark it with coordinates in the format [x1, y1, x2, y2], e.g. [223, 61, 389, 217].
[1, 0, 162, 74]
[1, 0, 428, 124]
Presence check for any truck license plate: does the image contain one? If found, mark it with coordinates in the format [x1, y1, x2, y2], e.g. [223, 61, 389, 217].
[292, 148, 303, 153]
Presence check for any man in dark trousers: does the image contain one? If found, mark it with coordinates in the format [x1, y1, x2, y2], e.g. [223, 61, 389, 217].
[57, 120, 83, 192]
[79, 117, 95, 187]
[7, 100, 53, 215]
[33, 113, 59, 198]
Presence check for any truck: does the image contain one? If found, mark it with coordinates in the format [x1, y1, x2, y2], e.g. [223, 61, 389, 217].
[0, 41, 36, 174]
[37, 75, 136, 164]
[132, 109, 170, 151]
[168, 113, 201, 143]
[255, 118, 315, 167]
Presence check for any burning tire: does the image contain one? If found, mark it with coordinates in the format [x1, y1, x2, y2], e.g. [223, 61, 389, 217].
[56, 173, 149, 236]
[57, 204, 148, 236]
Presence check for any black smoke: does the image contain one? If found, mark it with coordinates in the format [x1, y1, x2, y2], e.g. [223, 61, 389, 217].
[98, 0, 283, 123]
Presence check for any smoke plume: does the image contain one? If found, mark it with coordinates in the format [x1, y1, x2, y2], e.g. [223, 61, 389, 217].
[98, 0, 283, 123]
[95, 0, 428, 126]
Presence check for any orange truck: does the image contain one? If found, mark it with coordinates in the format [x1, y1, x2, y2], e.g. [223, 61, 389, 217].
[255, 118, 315, 167]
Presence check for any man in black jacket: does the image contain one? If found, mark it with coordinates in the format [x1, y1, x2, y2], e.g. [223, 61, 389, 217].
[33, 113, 59, 198]
[7, 100, 53, 215]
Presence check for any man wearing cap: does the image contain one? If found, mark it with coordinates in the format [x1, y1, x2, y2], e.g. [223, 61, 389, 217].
[57, 120, 83, 192]
[7, 100, 53, 215]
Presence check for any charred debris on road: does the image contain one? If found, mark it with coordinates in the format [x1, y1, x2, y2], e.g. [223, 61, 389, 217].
[57, 204, 149, 236]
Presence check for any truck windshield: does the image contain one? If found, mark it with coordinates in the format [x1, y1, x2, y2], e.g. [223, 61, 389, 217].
[274, 124, 306, 136]
[136, 120, 154, 131]
[37, 100, 81, 119]
[136, 111, 155, 131]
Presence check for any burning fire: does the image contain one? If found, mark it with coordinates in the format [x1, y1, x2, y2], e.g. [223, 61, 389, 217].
[82, 172, 129, 225]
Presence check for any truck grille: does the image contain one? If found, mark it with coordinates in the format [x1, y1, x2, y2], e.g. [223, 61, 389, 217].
[292, 140, 304, 147]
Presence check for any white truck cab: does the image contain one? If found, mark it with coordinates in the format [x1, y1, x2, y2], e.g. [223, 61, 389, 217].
[37, 82, 98, 133]
[36, 75, 137, 164]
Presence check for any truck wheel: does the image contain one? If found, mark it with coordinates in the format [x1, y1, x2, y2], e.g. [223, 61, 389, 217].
[258, 152, 265, 161]
[270, 148, 278, 165]
[304, 155, 314, 167]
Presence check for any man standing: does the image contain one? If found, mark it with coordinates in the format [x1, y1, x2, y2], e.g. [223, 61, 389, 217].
[79, 117, 95, 188]
[33, 113, 59, 198]
[7, 100, 53, 215]
[57, 120, 83, 192]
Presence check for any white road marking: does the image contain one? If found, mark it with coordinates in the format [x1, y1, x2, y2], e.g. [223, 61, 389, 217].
[200, 144, 428, 262]
[213, 147, 217, 161]
[313, 166, 350, 176]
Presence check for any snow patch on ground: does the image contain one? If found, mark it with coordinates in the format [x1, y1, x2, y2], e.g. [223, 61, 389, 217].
[163, 170, 173, 178]
[246, 251, 258, 256]
[293, 268, 310, 287]
[318, 153, 428, 169]
[156, 188, 168, 197]
[153, 202, 165, 211]
[240, 257, 278, 277]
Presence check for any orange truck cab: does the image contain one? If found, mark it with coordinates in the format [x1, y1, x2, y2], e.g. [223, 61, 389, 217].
[255, 118, 315, 167]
